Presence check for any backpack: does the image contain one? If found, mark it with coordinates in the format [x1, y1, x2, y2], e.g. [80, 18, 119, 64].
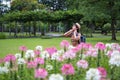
[80, 35, 86, 43]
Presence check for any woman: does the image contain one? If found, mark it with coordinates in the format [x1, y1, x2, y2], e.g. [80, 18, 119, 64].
[64, 23, 81, 47]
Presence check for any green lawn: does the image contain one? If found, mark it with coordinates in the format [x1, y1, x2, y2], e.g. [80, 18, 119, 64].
[0, 36, 120, 58]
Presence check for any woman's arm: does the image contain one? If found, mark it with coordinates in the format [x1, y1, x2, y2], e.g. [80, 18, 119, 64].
[64, 29, 73, 37]
[72, 32, 81, 40]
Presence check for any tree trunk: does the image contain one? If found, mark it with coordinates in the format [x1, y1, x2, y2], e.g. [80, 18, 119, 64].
[28, 22, 31, 37]
[21, 22, 24, 37]
[14, 22, 18, 38]
[33, 21, 36, 36]
[1, 24, 3, 32]
[0, 23, 2, 32]
[41, 28, 45, 36]
[111, 18, 116, 40]
[9, 27, 11, 36]
[109, 1, 117, 40]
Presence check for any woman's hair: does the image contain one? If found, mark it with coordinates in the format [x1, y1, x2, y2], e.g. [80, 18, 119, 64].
[74, 23, 80, 44]
[74, 23, 80, 33]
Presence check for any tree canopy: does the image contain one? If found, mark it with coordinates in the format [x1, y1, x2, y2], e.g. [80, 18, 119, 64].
[1, 10, 83, 23]
[67, 0, 120, 40]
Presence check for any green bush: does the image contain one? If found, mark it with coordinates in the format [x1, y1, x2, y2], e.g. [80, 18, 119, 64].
[80, 25, 93, 37]
[103, 23, 111, 31]
[0, 33, 7, 39]
[41, 36, 52, 39]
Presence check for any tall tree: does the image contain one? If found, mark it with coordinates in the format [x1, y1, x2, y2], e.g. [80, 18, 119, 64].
[38, 0, 67, 11]
[11, 0, 46, 11]
[67, 0, 120, 40]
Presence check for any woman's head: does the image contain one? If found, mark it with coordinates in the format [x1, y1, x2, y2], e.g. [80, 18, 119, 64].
[75, 23, 81, 29]
[72, 23, 81, 32]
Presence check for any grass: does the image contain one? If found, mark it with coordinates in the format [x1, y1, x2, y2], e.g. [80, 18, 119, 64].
[0, 32, 120, 58]
[0, 37, 69, 58]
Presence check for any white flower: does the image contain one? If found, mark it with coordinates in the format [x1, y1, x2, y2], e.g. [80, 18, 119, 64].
[111, 50, 120, 56]
[17, 58, 26, 65]
[68, 45, 75, 50]
[57, 49, 64, 55]
[109, 55, 120, 67]
[25, 50, 34, 59]
[41, 51, 50, 59]
[4, 62, 10, 68]
[105, 43, 111, 49]
[79, 54, 86, 59]
[49, 74, 64, 80]
[0, 67, 9, 74]
[86, 68, 101, 80]
[46, 65, 53, 71]
[109, 50, 120, 67]
[15, 53, 21, 59]
[36, 46, 43, 51]
[51, 53, 60, 60]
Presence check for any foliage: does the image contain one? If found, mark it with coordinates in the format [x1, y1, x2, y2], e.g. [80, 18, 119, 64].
[103, 23, 111, 32]
[67, 0, 120, 40]
[116, 20, 120, 30]
[1, 10, 83, 23]
[39, 0, 67, 11]
[80, 25, 93, 37]
[0, 33, 6, 39]
[11, 0, 46, 11]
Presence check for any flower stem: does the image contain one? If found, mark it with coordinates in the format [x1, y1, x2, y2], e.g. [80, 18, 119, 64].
[14, 71, 17, 80]
[44, 58, 46, 68]
[64, 47, 66, 52]
[80, 49, 83, 60]
[54, 59, 56, 74]
[10, 70, 13, 80]
[67, 58, 70, 63]
[66, 75, 70, 80]
[97, 49, 101, 67]
[111, 66, 115, 80]
[21, 51, 24, 58]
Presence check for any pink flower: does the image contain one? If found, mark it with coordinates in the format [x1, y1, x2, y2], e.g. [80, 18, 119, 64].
[34, 57, 44, 65]
[97, 67, 107, 78]
[4, 54, 16, 62]
[79, 43, 86, 49]
[72, 43, 92, 53]
[77, 60, 88, 69]
[19, 46, 27, 52]
[63, 50, 76, 59]
[27, 61, 37, 68]
[35, 68, 48, 79]
[95, 42, 106, 50]
[85, 48, 98, 57]
[72, 46, 81, 53]
[57, 56, 64, 62]
[61, 64, 75, 75]
[106, 50, 113, 57]
[45, 47, 57, 56]
[83, 43, 92, 50]
[34, 50, 40, 56]
[111, 43, 120, 50]
[60, 40, 70, 48]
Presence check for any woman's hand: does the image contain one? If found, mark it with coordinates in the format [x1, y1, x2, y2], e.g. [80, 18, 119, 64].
[72, 26, 77, 31]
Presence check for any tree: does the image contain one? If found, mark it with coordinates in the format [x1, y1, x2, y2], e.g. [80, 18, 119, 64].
[39, 0, 67, 11]
[11, 0, 46, 11]
[67, 0, 120, 40]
